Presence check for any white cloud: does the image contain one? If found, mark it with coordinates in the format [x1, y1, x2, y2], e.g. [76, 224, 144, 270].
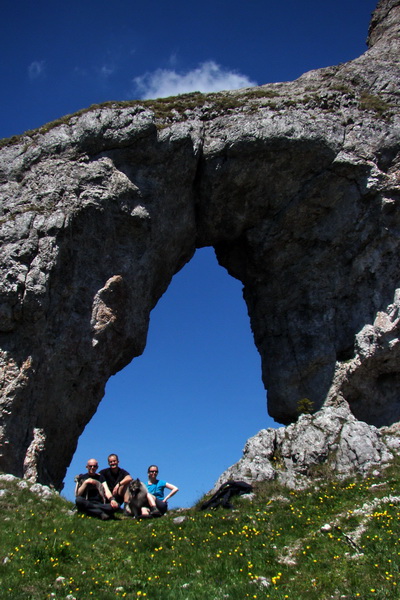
[99, 64, 115, 79]
[28, 60, 45, 81]
[132, 60, 257, 99]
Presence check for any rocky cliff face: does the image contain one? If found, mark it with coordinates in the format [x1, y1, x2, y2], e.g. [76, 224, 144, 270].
[212, 399, 400, 492]
[0, 0, 399, 488]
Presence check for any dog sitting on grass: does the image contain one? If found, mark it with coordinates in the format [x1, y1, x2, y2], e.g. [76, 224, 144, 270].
[124, 479, 161, 518]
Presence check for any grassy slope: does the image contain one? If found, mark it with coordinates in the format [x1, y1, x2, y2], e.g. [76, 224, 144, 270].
[0, 462, 399, 600]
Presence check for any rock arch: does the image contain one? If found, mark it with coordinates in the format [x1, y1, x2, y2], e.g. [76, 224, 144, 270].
[0, 0, 399, 488]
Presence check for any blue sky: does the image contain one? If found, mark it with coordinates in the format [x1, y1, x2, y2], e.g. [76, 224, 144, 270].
[1, 0, 377, 507]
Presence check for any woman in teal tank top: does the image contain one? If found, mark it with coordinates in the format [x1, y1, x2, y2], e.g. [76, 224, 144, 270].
[146, 464, 179, 515]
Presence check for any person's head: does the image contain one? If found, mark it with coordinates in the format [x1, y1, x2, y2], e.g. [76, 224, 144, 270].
[108, 454, 119, 469]
[148, 465, 159, 478]
[86, 459, 98, 473]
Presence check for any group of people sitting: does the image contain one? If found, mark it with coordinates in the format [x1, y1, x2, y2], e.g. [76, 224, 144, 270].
[75, 453, 179, 521]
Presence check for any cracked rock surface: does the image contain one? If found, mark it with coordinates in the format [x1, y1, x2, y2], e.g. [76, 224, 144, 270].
[212, 400, 397, 491]
[0, 0, 399, 488]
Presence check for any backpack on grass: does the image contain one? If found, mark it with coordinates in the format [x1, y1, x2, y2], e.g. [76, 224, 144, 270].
[199, 480, 253, 510]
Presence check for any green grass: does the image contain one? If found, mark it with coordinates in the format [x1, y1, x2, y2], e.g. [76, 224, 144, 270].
[358, 92, 393, 117]
[1, 462, 400, 599]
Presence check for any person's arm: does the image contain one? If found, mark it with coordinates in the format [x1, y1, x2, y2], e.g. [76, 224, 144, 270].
[76, 477, 95, 497]
[163, 482, 179, 503]
[102, 481, 119, 508]
[120, 474, 133, 486]
[113, 474, 133, 496]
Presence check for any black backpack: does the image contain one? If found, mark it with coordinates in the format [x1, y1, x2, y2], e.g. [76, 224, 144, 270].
[200, 480, 253, 510]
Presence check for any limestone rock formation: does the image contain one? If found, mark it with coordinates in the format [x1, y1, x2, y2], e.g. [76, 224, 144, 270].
[212, 400, 399, 491]
[0, 0, 399, 488]
[327, 289, 400, 427]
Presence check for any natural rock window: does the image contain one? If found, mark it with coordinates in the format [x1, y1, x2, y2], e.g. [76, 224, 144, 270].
[0, 0, 399, 488]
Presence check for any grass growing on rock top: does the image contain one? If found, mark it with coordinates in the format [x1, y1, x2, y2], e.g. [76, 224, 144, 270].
[1, 460, 400, 599]
[1, 81, 396, 151]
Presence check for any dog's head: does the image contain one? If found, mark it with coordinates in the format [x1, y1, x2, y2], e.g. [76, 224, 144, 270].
[128, 478, 142, 496]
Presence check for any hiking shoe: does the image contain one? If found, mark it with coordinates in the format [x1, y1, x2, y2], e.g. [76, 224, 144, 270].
[150, 507, 161, 517]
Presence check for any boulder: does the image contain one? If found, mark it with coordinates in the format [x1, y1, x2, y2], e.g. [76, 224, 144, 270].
[212, 401, 397, 491]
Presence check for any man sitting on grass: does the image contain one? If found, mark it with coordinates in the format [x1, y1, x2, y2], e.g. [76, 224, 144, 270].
[75, 458, 119, 521]
[99, 453, 132, 509]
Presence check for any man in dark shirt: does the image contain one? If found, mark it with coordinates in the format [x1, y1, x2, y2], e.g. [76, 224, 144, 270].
[100, 454, 161, 517]
[99, 454, 133, 507]
[75, 458, 119, 520]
